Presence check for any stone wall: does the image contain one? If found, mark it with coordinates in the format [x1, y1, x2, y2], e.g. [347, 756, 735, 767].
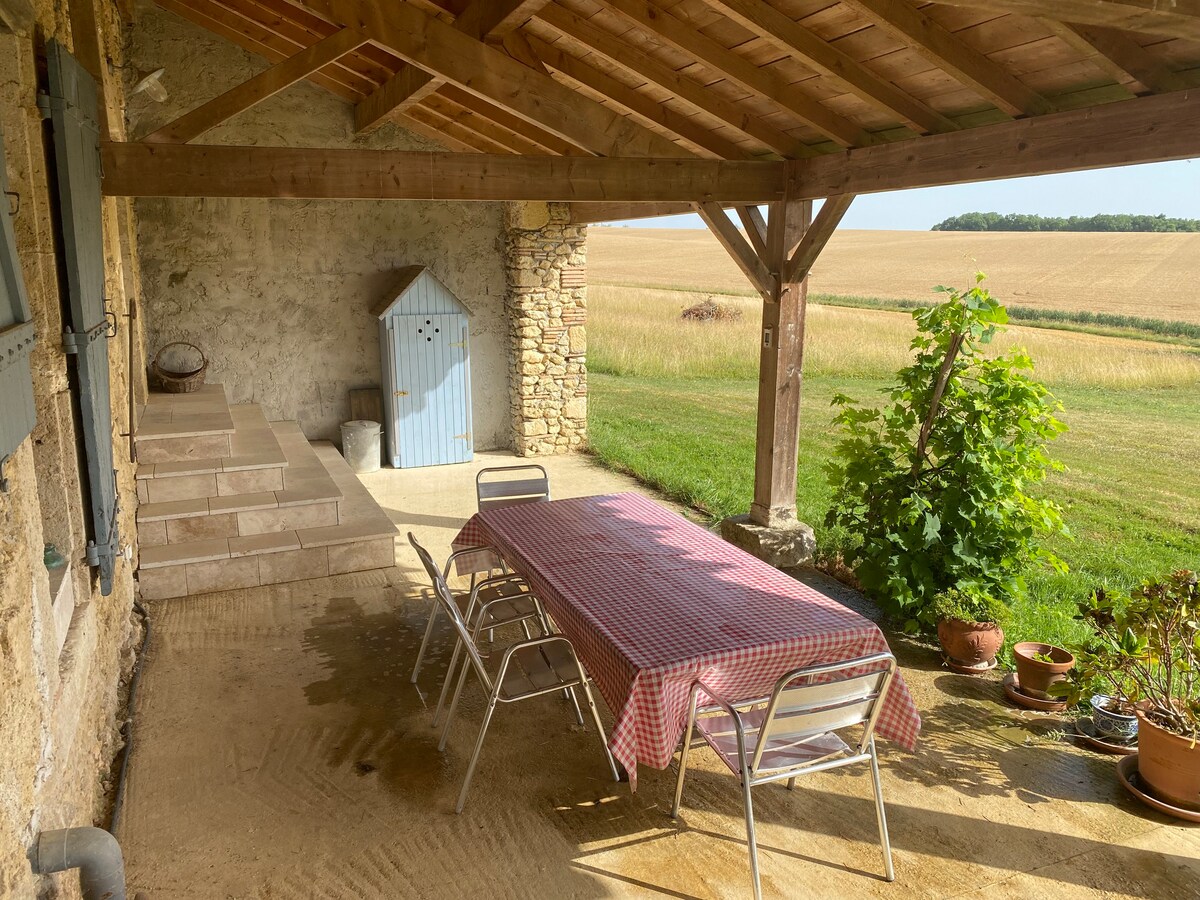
[504, 203, 588, 456]
[0, 1, 145, 896]
[130, 5, 512, 446]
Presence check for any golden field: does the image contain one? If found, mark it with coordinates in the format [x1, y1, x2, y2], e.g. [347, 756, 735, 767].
[588, 227, 1200, 324]
[589, 284, 1200, 390]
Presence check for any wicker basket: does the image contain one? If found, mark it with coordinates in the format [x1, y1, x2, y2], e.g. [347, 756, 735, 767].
[152, 341, 208, 394]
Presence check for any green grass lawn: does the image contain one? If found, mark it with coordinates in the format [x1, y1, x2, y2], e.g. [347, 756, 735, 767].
[589, 372, 1200, 651]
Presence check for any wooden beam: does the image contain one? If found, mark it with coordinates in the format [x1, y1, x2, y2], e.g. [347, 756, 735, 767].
[1056, 22, 1193, 94]
[145, 28, 368, 143]
[569, 200, 735, 222]
[537, 4, 812, 158]
[751, 191, 812, 527]
[695, 202, 775, 300]
[354, 0, 551, 132]
[784, 194, 856, 283]
[437, 85, 590, 155]
[788, 89, 1200, 199]
[598, 0, 873, 147]
[526, 35, 750, 159]
[100, 142, 786, 201]
[397, 107, 487, 152]
[736, 205, 769, 262]
[421, 94, 536, 154]
[841, 0, 1055, 116]
[704, 0, 958, 134]
[495, 29, 550, 76]
[932, 0, 1200, 42]
[302, 0, 688, 157]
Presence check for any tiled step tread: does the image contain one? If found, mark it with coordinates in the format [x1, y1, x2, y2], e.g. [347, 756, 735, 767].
[311, 441, 397, 531]
[134, 384, 235, 441]
[136, 404, 286, 479]
[136, 421, 342, 523]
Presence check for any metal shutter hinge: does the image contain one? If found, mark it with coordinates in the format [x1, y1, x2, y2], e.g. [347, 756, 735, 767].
[62, 316, 111, 353]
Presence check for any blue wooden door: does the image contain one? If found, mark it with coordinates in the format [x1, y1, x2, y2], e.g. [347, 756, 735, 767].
[391, 313, 472, 468]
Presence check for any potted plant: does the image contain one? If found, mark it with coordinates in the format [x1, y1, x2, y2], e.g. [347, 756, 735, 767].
[1065, 571, 1200, 813]
[931, 589, 1007, 673]
[1013, 641, 1075, 700]
[825, 276, 1069, 636]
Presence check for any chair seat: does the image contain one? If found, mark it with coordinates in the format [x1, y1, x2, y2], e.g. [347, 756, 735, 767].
[498, 641, 582, 700]
[459, 580, 539, 631]
[695, 707, 850, 775]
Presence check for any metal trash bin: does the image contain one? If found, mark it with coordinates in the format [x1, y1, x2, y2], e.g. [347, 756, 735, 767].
[340, 420, 382, 474]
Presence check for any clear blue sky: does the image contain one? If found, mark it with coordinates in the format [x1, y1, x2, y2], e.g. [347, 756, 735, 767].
[607, 159, 1200, 231]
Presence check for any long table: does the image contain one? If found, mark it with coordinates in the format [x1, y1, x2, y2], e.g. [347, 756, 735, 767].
[452, 492, 920, 787]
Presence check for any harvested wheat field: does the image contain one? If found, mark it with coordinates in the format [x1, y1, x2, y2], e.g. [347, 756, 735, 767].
[589, 228, 1200, 323]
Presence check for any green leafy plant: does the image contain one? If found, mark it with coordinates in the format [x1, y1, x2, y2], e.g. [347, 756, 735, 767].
[825, 274, 1069, 632]
[928, 588, 1008, 626]
[1057, 571, 1200, 739]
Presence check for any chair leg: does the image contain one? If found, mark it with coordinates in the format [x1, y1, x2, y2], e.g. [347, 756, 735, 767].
[438, 654, 473, 752]
[566, 686, 585, 725]
[741, 768, 762, 900]
[671, 713, 697, 818]
[410, 600, 440, 684]
[581, 680, 620, 782]
[432, 636, 465, 727]
[786, 776, 796, 791]
[869, 738, 896, 882]
[455, 697, 498, 814]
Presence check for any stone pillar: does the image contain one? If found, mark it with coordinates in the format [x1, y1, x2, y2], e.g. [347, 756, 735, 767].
[503, 201, 588, 456]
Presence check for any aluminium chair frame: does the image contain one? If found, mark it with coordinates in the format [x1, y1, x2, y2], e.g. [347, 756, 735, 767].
[671, 653, 898, 899]
[409, 534, 619, 813]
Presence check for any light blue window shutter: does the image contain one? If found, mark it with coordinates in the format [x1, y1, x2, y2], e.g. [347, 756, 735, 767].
[0, 120, 37, 486]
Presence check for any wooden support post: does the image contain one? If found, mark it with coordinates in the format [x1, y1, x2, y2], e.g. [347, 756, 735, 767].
[751, 192, 811, 527]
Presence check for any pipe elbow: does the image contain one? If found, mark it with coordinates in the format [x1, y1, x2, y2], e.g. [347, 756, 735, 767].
[33, 827, 127, 900]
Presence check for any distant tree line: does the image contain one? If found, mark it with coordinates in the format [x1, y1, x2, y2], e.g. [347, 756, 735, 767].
[931, 212, 1200, 232]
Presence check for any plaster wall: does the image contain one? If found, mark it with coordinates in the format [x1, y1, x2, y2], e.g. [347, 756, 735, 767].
[129, 4, 511, 446]
[0, 1, 145, 896]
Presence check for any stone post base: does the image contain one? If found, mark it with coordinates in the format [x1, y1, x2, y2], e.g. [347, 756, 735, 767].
[720, 513, 816, 568]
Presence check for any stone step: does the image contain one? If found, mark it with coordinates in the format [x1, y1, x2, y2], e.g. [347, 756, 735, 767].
[135, 425, 397, 600]
[133, 384, 237, 464]
[135, 403, 290, 502]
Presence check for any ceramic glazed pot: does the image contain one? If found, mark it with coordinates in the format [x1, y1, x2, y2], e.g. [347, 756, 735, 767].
[1012, 642, 1075, 700]
[937, 618, 1004, 672]
[1090, 695, 1138, 741]
[1136, 711, 1200, 811]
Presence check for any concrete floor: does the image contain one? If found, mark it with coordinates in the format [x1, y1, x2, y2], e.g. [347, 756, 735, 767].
[120, 452, 1200, 898]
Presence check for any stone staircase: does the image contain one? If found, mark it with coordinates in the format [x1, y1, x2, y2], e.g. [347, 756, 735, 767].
[134, 385, 397, 600]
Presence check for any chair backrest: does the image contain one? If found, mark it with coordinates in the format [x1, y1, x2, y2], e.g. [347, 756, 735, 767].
[408, 533, 493, 691]
[752, 652, 896, 774]
[476, 464, 550, 513]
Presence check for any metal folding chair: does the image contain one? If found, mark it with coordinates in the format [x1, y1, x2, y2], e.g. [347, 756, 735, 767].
[475, 464, 551, 511]
[671, 653, 898, 898]
[408, 545, 540, 688]
[409, 534, 619, 813]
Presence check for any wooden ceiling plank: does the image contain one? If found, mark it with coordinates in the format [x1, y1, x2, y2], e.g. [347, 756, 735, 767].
[438, 84, 592, 155]
[598, 0, 874, 146]
[1060, 22, 1192, 93]
[537, 4, 811, 157]
[100, 142, 787, 201]
[842, 0, 1055, 116]
[703, 0, 958, 133]
[354, 0, 551, 132]
[145, 27, 369, 142]
[695, 201, 775, 299]
[931, 0, 1200, 42]
[422, 94, 535, 153]
[154, 0, 365, 97]
[526, 34, 752, 159]
[300, 0, 689, 156]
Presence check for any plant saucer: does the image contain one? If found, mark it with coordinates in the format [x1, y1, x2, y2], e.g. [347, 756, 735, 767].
[1075, 716, 1137, 756]
[944, 656, 998, 675]
[1117, 755, 1200, 823]
[1002, 672, 1069, 712]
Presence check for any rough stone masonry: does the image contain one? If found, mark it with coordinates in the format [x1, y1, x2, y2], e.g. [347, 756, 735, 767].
[504, 202, 589, 457]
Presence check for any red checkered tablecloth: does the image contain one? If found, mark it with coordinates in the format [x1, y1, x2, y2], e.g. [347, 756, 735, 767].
[451, 492, 921, 788]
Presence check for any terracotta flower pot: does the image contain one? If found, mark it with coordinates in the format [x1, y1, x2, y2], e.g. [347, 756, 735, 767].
[1136, 711, 1200, 811]
[1012, 642, 1074, 700]
[938, 618, 1004, 673]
